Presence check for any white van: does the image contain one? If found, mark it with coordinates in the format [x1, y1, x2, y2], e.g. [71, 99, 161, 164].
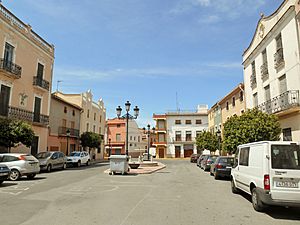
[231, 141, 300, 211]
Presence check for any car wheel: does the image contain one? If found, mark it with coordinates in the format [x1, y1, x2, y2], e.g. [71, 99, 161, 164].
[47, 164, 52, 173]
[231, 179, 240, 194]
[214, 172, 219, 180]
[27, 174, 36, 180]
[210, 170, 213, 176]
[252, 188, 265, 212]
[86, 160, 90, 166]
[0, 180, 3, 184]
[77, 161, 81, 167]
[9, 169, 20, 181]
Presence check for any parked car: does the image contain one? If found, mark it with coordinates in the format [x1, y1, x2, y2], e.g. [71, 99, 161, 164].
[0, 153, 40, 181]
[190, 154, 200, 163]
[210, 156, 234, 179]
[231, 141, 300, 212]
[201, 155, 218, 171]
[36, 151, 67, 172]
[67, 151, 91, 167]
[0, 164, 10, 184]
[197, 154, 209, 167]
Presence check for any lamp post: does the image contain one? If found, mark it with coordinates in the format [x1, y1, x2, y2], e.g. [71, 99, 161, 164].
[143, 124, 155, 161]
[216, 129, 221, 153]
[108, 138, 112, 156]
[116, 101, 139, 156]
[66, 129, 71, 156]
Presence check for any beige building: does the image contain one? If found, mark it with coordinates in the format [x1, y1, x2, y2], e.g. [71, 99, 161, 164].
[243, 0, 300, 141]
[55, 90, 106, 159]
[48, 93, 82, 155]
[0, 4, 54, 154]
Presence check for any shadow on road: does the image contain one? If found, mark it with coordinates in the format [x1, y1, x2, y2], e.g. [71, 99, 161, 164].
[66, 162, 109, 171]
[18, 176, 47, 181]
[0, 182, 17, 187]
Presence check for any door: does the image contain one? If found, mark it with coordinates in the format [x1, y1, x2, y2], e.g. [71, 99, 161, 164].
[0, 85, 10, 116]
[175, 146, 181, 158]
[51, 152, 60, 169]
[159, 148, 164, 158]
[31, 136, 39, 156]
[33, 97, 41, 122]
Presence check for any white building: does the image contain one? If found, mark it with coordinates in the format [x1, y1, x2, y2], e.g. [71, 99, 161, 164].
[153, 105, 208, 158]
[243, 0, 300, 141]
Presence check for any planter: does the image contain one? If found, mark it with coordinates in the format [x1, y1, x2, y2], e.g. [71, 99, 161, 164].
[129, 163, 140, 169]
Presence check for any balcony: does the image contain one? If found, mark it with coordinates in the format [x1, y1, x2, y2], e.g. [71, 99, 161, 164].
[260, 62, 269, 81]
[58, 127, 80, 138]
[33, 76, 50, 91]
[0, 59, 22, 79]
[274, 48, 284, 70]
[172, 137, 196, 143]
[5, 106, 49, 126]
[257, 90, 300, 116]
[250, 73, 257, 89]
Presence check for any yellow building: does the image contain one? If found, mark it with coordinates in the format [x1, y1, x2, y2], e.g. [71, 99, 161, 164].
[55, 90, 106, 159]
[0, 4, 54, 154]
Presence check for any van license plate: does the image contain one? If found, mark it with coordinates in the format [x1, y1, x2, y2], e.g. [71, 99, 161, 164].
[276, 181, 298, 188]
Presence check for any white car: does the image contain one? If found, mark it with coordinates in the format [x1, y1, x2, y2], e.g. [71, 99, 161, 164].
[0, 153, 40, 181]
[67, 151, 91, 167]
[231, 141, 300, 212]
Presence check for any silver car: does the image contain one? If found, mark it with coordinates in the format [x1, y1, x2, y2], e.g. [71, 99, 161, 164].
[0, 153, 40, 181]
[36, 151, 67, 172]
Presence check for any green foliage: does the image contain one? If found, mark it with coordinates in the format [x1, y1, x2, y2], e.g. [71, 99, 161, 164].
[80, 132, 102, 148]
[0, 118, 35, 150]
[196, 130, 219, 151]
[223, 108, 281, 153]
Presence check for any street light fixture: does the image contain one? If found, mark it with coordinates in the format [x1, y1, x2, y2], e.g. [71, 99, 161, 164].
[143, 124, 155, 161]
[116, 101, 140, 156]
[108, 138, 112, 156]
[216, 129, 221, 152]
[66, 129, 71, 156]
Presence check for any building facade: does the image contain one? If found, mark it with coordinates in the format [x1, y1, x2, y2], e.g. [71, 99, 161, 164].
[0, 4, 54, 154]
[153, 105, 208, 158]
[243, 0, 300, 141]
[55, 90, 106, 159]
[48, 93, 81, 155]
[106, 118, 146, 157]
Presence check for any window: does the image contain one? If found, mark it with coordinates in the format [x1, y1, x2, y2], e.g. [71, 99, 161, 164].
[251, 61, 256, 75]
[232, 97, 235, 107]
[271, 144, 300, 169]
[158, 134, 165, 142]
[64, 106, 67, 113]
[239, 147, 250, 166]
[99, 127, 101, 134]
[116, 133, 121, 141]
[72, 110, 75, 116]
[93, 125, 96, 133]
[70, 121, 75, 129]
[186, 131, 192, 141]
[175, 120, 181, 124]
[0, 84, 11, 116]
[175, 131, 181, 141]
[262, 49, 267, 64]
[94, 113, 96, 121]
[37, 63, 44, 80]
[226, 102, 229, 110]
[196, 131, 201, 137]
[4, 42, 14, 64]
[86, 123, 89, 132]
[241, 110, 244, 114]
[33, 97, 41, 122]
[240, 91, 244, 102]
[87, 109, 90, 118]
[253, 93, 258, 107]
[276, 33, 283, 50]
[117, 124, 121, 128]
[130, 136, 132, 141]
[100, 115, 102, 122]
[282, 128, 292, 141]
[138, 136, 140, 142]
[134, 136, 136, 141]
[279, 74, 287, 94]
[185, 120, 191, 125]
[264, 85, 270, 101]
[196, 120, 202, 125]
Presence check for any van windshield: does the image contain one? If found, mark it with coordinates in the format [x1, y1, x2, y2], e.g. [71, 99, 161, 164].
[271, 144, 300, 170]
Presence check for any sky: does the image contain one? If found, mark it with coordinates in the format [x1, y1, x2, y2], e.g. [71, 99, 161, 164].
[4, 0, 283, 127]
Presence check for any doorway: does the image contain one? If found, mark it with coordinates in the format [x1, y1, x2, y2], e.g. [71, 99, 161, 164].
[31, 136, 39, 156]
[159, 148, 165, 158]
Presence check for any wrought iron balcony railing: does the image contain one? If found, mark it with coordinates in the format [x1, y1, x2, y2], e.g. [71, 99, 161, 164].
[172, 137, 196, 142]
[250, 73, 257, 89]
[58, 127, 80, 137]
[257, 90, 300, 115]
[260, 62, 269, 81]
[5, 106, 49, 126]
[33, 76, 50, 91]
[0, 59, 22, 78]
[274, 48, 284, 69]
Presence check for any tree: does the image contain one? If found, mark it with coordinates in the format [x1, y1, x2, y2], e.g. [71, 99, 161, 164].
[196, 130, 219, 151]
[0, 118, 35, 152]
[223, 108, 281, 154]
[80, 132, 102, 149]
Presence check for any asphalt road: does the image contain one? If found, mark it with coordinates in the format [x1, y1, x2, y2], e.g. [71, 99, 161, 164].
[0, 160, 299, 225]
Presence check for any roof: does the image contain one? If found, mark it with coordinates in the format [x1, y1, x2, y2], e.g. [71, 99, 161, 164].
[218, 83, 244, 105]
[51, 93, 82, 110]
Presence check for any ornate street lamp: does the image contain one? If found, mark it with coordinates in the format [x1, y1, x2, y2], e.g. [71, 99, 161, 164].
[108, 138, 112, 156]
[116, 101, 140, 156]
[216, 129, 221, 152]
[66, 129, 71, 156]
[143, 124, 155, 161]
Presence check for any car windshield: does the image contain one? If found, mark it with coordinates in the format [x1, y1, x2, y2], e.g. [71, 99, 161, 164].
[219, 157, 234, 166]
[271, 144, 300, 170]
[36, 152, 51, 159]
[70, 152, 81, 157]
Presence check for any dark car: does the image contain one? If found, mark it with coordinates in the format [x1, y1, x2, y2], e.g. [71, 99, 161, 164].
[201, 155, 218, 171]
[190, 154, 200, 163]
[210, 156, 234, 179]
[0, 164, 10, 184]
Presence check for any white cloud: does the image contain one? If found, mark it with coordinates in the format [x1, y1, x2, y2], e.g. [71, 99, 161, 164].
[198, 15, 220, 24]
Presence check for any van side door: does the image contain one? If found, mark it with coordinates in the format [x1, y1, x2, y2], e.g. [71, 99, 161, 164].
[235, 147, 250, 194]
